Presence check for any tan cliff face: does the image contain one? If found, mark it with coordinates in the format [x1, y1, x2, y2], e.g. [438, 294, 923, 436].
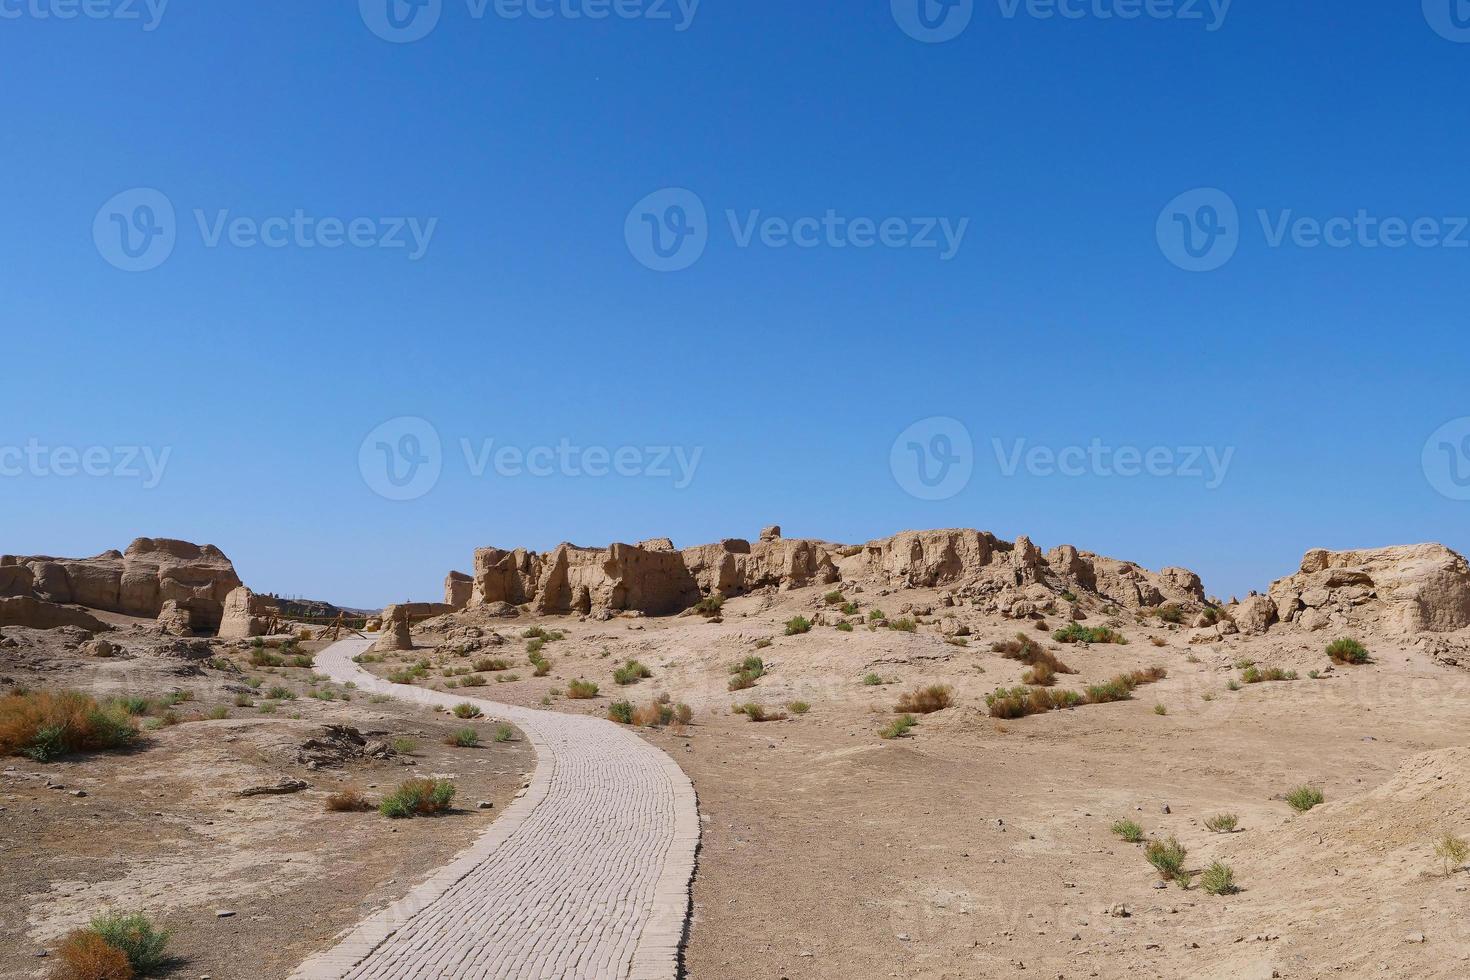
[443, 527, 1209, 619]
[0, 537, 243, 631]
[1250, 543, 1470, 636]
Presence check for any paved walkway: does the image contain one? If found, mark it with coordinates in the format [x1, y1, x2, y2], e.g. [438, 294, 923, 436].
[290, 636, 699, 980]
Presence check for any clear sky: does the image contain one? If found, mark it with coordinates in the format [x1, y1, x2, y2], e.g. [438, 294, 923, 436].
[3, 1, 1468, 608]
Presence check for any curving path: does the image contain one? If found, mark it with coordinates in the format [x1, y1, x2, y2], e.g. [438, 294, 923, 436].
[290, 636, 699, 980]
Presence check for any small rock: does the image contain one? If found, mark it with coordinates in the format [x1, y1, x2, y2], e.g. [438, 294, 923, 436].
[1405, 932, 1426, 944]
[1160, 803, 1171, 814]
[215, 910, 236, 918]
[477, 801, 495, 810]
[896, 933, 911, 942]
[70, 790, 87, 798]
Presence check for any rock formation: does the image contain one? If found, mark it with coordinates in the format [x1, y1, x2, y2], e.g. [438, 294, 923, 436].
[1261, 543, 1470, 635]
[0, 596, 111, 632]
[218, 587, 280, 639]
[0, 538, 243, 631]
[444, 571, 473, 610]
[450, 527, 1204, 620]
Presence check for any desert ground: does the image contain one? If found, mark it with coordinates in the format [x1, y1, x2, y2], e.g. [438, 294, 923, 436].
[3, 531, 1470, 979]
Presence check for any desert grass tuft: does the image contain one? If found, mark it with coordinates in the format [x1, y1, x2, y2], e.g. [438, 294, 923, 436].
[895, 684, 952, 714]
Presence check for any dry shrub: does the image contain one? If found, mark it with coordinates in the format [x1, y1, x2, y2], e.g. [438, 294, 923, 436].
[0, 691, 138, 761]
[632, 702, 674, 728]
[51, 931, 133, 980]
[984, 686, 1081, 719]
[895, 684, 953, 714]
[992, 634, 1075, 675]
[324, 790, 373, 812]
[1022, 663, 1056, 687]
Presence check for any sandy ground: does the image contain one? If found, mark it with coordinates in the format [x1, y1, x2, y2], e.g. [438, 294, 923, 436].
[0, 621, 532, 980]
[7, 586, 1470, 980]
[372, 589, 1470, 979]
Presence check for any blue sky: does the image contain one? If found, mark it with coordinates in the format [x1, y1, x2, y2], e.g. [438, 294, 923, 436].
[3, 1, 1468, 608]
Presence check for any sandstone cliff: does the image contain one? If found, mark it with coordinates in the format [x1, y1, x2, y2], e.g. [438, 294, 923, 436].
[447, 528, 1206, 620]
[0, 538, 243, 631]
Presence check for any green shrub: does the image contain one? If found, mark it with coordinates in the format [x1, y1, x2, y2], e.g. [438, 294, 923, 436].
[115, 696, 152, 717]
[862, 673, 884, 686]
[89, 910, 171, 974]
[379, 778, 455, 818]
[879, 714, 917, 739]
[1435, 833, 1469, 875]
[868, 609, 886, 622]
[1204, 813, 1239, 833]
[736, 702, 786, 722]
[391, 736, 417, 754]
[823, 590, 846, 606]
[567, 680, 599, 699]
[608, 700, 634, 724]
[788, 700, 811, 715]
[614, 661, 653, 685]
[754, 638, 773, 650]
[474, 657, 509, 672]
[446, 728, 480, 747]
[840, 602, 860, 616]
[694, 593, 725, 616]
[888, 617, 918, 633]
[452, 702, 483, 719]
[1153, 704, 1167, 716]
[1054, 623, 1127, 645]
[1286, 786, 1324, 812]
[784, 616, 812, 636]
[835, 621, 854, 633]
[1145, 836, 1188, 882]
[1327, 637, 1369, 665]
[1200, 861, 1238, 895]
[1154, 603, 1186, 624]
[1111, 819, 1145, 843]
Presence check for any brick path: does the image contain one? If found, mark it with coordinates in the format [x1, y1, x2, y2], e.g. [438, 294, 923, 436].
[290, 636, 699, 980]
